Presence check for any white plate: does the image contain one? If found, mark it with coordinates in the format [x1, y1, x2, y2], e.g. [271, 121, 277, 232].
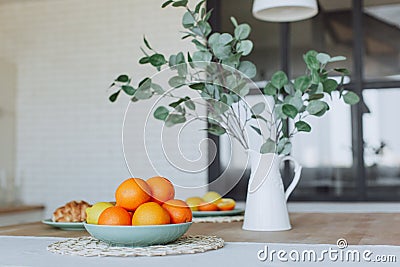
[41, 219, 86, 230]
[192, 208, 244, 217]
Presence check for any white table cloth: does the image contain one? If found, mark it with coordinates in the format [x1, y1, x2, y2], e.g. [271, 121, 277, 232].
[0, 236, 399, 267]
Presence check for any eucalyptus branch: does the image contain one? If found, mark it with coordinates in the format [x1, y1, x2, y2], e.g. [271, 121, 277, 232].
[109, 0, 359, 156]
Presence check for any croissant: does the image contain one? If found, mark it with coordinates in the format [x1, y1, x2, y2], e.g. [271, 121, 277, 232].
[52, 200, 91, 222]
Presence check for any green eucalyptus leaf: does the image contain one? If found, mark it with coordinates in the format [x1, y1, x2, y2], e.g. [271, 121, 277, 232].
[189, 83, 205, 90]
[277, 138, 292, 155]
[135, 78, 152, 99]
[236, 40, 253, 56]
[311, 69, 320, 84]
[154, 106, 170, 121]
[284, 95, 303, 110]
[184, 99, 195, 110]
[195, 0, 205, 13]
[143, 36, 152, 50]
[165, 114, 186, 127]
[334, 68, 350, 75]
[208, 32, 220, 47]
[149, 54, 167, 67]
[250, 125, 262, 135]
[168, 76, 186, 88]
[192, 39, 208, 51]
[295, 121, 311, 132]
[306, 100, 328, 116]
[213, 43, 232, 60]
[169, 54, 177, 67]
[329, 56, 346, 62]
[162, 0, 173, 8]
[323, 79, 338, 94]
[264, 83, 277, 96]
[343, 91, 360, 105]
[294, 76, 311, 92]
[303, 50, 320, 70]
[151, 83, 164, 94]
[207, 124, 226, 136]
[169, 98, 184, 108]
[316, 82, 324, 93]
[260, 138, 276, 154]
[238, 61, 256, 78]
[316, 53, 331, 65]
[138, 77, 151, 88]
[221, 93, 234, 106]
[176, 52, 185, 64]
[198, 21, 212, 36]
[172, 0, 188, 7]
[222, 53, 241, 68]
[211, 100, 230, 115]
[234, 23, 251, 40]
[182, 11, 195, 28]
[308, 93, 324, 100]
[135, 88, 152, 99]
[192, 51, 212, 62]
[271, 71, 288, 89]
[115, 74, 129, 83]
[274, 104, 287, 120]
[282, 104, 298, 119]
[177, 63, 187, 77]
[121, 85, 136, 96]
[284, 83, 295, 95]
[251, 102, 265, 115]
[230, 16, 238, 27]
[109, 90, 120, 102]
[139, 57, 150, 64]
[219, 33, 233, 44]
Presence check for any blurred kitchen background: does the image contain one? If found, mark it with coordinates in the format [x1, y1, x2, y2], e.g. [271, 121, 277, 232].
[0, 0, 399, 224]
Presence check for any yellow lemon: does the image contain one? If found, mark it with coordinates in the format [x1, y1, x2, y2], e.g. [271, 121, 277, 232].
[185, 197, 204, 211]
[202, 191, 222, 204]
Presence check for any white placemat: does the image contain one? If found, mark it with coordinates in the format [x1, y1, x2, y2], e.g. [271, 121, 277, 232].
[0, 236, 399, 267]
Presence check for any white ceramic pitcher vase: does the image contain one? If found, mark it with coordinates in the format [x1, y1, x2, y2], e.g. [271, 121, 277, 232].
[243, 150, 302, 231]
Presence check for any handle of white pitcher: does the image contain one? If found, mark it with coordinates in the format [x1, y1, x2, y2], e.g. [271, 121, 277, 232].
[281, 156, 302, 201]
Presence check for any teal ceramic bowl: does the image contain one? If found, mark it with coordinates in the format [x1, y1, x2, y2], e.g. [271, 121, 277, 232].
[83, 222, 192, 247]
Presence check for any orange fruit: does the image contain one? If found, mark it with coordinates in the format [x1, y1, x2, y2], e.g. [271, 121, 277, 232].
[132, 202, 171, 226]
[216, 198, 236, 211]
[115, 178, 152, 211]
[146, 176, 175, 205]
[98, 206, 131, 226]
[198, 202, 218, 211]
[162, 199, 192, 224]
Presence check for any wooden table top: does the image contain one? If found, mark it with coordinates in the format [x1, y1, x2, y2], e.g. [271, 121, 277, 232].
[1, 213, 399, 245]
[0, 205, 44, 214]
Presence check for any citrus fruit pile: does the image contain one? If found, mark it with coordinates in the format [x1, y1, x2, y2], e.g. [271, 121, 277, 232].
[186, 191, 236, 212]
[85, 176, 192, 226]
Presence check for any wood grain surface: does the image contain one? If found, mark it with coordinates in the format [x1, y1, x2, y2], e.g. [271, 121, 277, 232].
[0, 213, 399, 245]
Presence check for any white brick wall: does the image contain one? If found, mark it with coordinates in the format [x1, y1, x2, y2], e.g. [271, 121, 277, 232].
[0, 0, 207, 217]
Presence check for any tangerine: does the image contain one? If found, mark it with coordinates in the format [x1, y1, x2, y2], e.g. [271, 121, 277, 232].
[115, 178, 152, 211]
[132, 202, 171, 226]
[162, 199, 192, 224]
[98, 206, 131, 226]
[198, 202, 218, 211]
[146, 176, 175, 205]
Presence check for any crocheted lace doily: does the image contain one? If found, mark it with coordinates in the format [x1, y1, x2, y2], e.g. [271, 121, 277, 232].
[47, 235, 224, 257]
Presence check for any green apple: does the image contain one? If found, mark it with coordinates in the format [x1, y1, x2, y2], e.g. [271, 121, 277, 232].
[85, 202, 114, 224]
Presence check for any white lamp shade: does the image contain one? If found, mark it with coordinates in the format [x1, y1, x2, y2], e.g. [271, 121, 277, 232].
[252, 0, 319, 22]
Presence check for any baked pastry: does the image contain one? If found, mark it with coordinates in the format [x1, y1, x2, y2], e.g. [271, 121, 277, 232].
[52, 200, 91, 222]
